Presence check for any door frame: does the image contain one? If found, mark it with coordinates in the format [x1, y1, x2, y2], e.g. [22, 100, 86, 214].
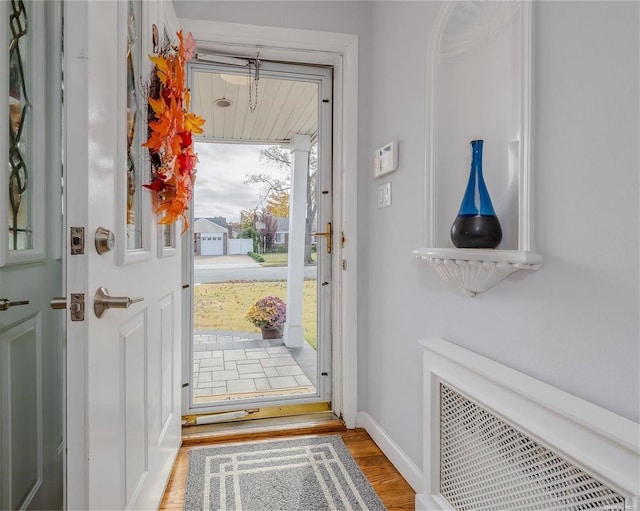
[63, 2, 89, 508]
[179, 18, 359, 428]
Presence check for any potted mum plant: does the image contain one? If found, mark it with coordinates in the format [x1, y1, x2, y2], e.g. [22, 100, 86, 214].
[246, 296, 286, 339]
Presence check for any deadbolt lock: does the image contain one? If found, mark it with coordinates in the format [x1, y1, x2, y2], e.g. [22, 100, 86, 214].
[95, 227, 115, 255]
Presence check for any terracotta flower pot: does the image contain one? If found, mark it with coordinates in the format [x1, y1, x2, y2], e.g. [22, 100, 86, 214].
[261, 327, 282, 340]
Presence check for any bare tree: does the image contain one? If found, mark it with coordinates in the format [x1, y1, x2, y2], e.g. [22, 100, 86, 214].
[244, 172, 288, 200]
[247, 144, 317, 264]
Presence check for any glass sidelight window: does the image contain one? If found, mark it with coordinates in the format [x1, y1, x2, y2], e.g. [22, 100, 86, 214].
[8, 0, 32, 251]
[125, 0, 143, 250]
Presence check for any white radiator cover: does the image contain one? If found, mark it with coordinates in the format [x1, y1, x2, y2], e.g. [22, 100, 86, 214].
[417, 339, 639, 511]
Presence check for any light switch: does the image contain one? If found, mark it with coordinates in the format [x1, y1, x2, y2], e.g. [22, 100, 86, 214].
[378, 182, 391, 208]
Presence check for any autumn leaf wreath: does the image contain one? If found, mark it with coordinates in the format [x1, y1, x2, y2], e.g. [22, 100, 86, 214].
[143, 30, 205, 230]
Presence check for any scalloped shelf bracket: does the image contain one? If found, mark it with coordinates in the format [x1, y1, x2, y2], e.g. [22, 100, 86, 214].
[414, 248, 542, 297]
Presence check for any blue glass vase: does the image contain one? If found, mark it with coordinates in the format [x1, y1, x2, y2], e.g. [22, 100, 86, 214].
[450, 140, 502, 249]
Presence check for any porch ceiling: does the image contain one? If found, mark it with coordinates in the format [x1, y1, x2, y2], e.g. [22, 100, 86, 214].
[191, 69, 318, 145]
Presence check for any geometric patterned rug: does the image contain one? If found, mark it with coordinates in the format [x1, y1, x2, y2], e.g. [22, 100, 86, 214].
[184, 435, 387, 510]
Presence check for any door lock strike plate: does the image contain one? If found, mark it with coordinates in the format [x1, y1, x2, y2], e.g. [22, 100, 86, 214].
[70, 227, 85, 255]
[70, 293, 84, 321]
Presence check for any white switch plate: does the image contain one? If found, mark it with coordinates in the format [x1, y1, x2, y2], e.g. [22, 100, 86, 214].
[378, 182, 391, 208]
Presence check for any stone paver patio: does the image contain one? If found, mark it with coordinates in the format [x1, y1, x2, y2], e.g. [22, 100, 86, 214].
[192, 330, 318, 403]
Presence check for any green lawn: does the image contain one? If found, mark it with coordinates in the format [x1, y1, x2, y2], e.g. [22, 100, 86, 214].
[193, 280, 317, 349]
[259, 252, 317, 267]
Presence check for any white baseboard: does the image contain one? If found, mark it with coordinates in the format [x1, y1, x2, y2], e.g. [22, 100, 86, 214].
[415, 493, 451, 511]
[415, 493, 430, 510]
[355, 411, 423, 493]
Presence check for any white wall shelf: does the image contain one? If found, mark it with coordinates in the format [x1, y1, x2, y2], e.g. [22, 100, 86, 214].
[417, 1, 542, 296]
[414, 248, 542, 297]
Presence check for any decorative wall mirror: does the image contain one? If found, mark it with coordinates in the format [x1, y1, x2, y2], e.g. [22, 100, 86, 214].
[416, 0, 542, 296]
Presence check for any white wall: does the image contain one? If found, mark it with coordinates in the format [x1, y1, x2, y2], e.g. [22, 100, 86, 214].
[175, 0, 639, 473]
[173, 0, 370, 36]
[366, 0, 639, 469]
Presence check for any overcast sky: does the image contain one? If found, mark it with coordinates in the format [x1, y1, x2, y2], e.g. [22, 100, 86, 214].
[193, 142, 278, 223]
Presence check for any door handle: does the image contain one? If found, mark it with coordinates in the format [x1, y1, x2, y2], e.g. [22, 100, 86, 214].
[50, 294, 85, 321]
[94, 287, 144, 318]
[0, 298, 29, 311]
[311, 222, 332, 254]
[50, 297, 67, 309]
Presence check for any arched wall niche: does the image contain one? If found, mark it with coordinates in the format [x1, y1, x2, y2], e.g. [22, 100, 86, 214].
[415, 1, 542, 297]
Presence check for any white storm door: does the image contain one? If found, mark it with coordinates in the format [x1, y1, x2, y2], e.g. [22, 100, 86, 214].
[0, 2, 64, 510]
[65, 1, 182, 510]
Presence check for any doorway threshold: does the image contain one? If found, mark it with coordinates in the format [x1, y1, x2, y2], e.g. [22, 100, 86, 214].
[181, 412, 344, 445]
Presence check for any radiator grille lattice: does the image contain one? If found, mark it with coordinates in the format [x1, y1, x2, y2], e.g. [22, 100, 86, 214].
[439, 384, 627, 511]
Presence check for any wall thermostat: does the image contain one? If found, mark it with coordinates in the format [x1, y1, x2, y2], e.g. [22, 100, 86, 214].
[374, 140, 398, 178]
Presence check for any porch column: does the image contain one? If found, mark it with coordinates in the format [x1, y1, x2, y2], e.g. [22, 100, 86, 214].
[284, 134, 310, 348]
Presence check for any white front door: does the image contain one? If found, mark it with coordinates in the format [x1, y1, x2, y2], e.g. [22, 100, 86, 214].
[65, 1, 182, 509]
[1, 2, 64, 509]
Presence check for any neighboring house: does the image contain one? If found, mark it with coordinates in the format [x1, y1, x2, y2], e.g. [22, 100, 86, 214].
[273, 217, 289, 247]
[193, 217, 253, 256]
[271, 217, 317, 248]
[193, 217, 229, 256]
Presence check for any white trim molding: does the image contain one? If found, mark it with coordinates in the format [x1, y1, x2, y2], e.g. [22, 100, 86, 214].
[417, 338, 640, 510]
[357, 412, 423, 494]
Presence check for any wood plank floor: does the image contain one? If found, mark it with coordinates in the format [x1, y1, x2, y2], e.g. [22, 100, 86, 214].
[159, 426, 416, 510]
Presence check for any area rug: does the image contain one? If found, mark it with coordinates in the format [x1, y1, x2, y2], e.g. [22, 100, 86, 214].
[184, 435, 387, 511]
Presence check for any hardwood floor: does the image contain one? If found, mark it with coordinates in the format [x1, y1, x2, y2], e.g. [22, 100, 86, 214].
[159, 422, 416, 510]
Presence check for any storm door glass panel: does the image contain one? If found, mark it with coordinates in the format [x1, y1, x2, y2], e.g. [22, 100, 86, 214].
[126, 0, 143, 250]
[186, 60, 333, 416]
[8, 0, 32, 251]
